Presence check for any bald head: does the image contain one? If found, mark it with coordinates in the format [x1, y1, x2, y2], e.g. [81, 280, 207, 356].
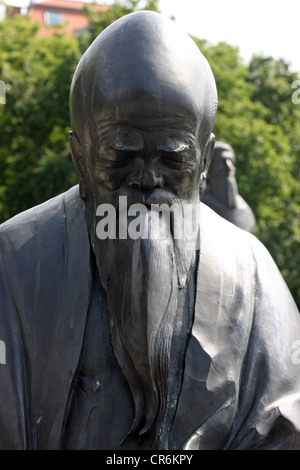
[69, 11, 217, 150]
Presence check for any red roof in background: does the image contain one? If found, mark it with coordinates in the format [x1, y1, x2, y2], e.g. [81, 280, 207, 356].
[25, 0, 109, 37]
[29, 0, 108, 12]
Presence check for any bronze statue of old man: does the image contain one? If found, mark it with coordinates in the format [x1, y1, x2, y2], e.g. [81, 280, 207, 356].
[0, 11, 300, 450]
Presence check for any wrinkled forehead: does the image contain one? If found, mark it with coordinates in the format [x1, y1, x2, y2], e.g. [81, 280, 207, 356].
[92, 90, 201, 138]
[86, 29, 207, 125]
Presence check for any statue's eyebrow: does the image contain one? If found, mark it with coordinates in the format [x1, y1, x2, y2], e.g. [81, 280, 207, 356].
[101, 130, 144, 151]
[158, 139, 193, 153]
[108, 140, 144, 151]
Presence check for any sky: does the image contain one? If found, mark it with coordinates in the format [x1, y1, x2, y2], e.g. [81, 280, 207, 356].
[2, 0, 300, 73]
[159, 0, 300, 73]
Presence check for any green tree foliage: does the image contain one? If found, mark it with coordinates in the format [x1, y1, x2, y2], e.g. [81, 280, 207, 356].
[0, 1, 160, 218]
[246, 56, 300, 306]
[0, 3, 299, 308]
[0, 13, 80, 219]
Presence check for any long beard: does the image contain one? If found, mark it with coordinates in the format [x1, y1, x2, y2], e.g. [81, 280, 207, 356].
[209, 175, 239, 209]
[89, 208, 198, 449]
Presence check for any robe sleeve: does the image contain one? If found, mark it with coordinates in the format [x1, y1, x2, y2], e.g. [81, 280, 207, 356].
[225, 237, 300, 449]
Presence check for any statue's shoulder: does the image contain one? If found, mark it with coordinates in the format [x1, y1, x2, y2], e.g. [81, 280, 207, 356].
[0, 186, 83, 244]
[0, 186, 90, 312]
[198, 201, 278, 292]
[0, 186, 89, 278]
[200, 201, 257, 255]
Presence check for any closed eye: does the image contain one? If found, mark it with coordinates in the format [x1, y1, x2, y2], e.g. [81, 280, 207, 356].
[159, 151, 194, 170]
[97, 149, 132, 168]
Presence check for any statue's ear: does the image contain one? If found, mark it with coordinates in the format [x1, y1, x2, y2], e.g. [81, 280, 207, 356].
[200, 133, 215, 198]
[69, 130, 86, 200]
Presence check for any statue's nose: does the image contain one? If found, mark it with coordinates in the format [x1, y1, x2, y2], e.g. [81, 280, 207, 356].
[126, 169, 164, 191]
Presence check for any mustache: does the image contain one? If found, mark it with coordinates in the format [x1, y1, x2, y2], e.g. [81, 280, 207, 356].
[99, 185, 181, 208]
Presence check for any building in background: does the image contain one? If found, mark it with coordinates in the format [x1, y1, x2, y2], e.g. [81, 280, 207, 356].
[7, 0, 108, 37]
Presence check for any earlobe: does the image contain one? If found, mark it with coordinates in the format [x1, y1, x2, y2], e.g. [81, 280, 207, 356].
[203, 133, 215, 175]
[199, 133, 215, 198]
[69, 130, 86, 200]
